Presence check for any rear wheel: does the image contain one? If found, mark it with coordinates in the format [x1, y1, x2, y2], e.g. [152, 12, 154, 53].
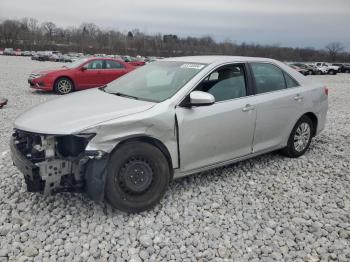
[54, 77, 74, 95]
[345, 69, 350, 73]
[105, 142, 170, 212]
[328, 69, 335, 75]
[281, 116, 314, 158]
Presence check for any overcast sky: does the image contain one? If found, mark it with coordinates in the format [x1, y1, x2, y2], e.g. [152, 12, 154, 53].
[1, 0, 350, 50]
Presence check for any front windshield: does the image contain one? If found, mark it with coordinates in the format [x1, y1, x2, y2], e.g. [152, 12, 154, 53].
[105, 61, 207, 102]
[64, 57, 89, 68]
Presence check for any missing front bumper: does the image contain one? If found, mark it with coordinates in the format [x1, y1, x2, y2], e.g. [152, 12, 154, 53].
[10, 134, 109, 200]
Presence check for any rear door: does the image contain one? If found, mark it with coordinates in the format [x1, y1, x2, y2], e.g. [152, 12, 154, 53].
[249, 62, 303, 152]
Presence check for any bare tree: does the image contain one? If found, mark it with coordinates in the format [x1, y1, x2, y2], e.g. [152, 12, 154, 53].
[41, 21, 57, 41]
[326, 42, 344, 61]
[0, 17, 349, 62]
[0, 20, 22, 46]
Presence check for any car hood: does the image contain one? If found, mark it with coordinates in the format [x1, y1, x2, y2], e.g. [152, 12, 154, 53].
[34, 68, 71, 75]
[14, 89, 156, 134]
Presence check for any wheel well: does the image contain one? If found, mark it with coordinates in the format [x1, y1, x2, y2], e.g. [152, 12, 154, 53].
[303, 112, 318, 136]
[114, 136, 174, 177]
[54, 76, 75, 90]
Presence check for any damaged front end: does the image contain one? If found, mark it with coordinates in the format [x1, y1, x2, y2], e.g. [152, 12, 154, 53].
[10, 129, 108, 201]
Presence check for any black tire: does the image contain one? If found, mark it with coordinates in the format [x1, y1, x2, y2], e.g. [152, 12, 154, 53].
[105, 142, 170, 212]
[328, 69, 335, 75]
[281, 116, 314, 158]
[345, 69, 350, 73]
[54, 77, 74, 95]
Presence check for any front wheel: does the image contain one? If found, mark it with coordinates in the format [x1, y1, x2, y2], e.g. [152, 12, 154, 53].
[281, 116, 314, 158]
[54, 77, 74, 95]
[105, 142, 170, 212]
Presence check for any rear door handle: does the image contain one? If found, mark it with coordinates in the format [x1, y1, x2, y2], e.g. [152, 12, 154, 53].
[242, 104, 255, 112]
[294, 94, 303, 101]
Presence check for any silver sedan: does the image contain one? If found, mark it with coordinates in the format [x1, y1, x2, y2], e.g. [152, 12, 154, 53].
[11, 56, 328, 212]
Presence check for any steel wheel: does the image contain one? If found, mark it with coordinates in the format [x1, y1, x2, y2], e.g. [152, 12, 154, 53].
[105, 142, 170, 212]
[117, 157, 154, 195]
[293, 122, 311, 152]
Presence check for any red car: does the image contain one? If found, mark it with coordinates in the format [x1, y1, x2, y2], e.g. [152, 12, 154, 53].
[28, 57, 135, 94]
[123, 56, 146, 66]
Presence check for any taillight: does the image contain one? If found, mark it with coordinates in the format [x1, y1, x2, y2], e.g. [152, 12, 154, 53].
[324, 87, 329, 96]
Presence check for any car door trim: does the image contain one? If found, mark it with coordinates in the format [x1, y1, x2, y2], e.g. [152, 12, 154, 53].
[173, 144, 283, 179]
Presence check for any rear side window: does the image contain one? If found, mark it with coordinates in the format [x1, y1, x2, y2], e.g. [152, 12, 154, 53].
[105, 60, 124, 69]
[250, 63, 286, 94]
[284, 72, 299, 88]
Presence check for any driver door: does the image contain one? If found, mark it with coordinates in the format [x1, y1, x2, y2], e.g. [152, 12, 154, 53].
[175, 63, 257, 172]
[75, 59, 104, 89]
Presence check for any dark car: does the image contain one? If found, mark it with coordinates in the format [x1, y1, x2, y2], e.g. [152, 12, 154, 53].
[289, 65, 309, 76]
[332, 63, 350, 73]
[36, 52, 51, 61]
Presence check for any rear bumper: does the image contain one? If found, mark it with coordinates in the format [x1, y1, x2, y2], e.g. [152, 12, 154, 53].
[315, 98, 328, 136]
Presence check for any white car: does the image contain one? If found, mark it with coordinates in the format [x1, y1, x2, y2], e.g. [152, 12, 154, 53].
[11, 56, 328, 212]
[314, 62, 339, 75]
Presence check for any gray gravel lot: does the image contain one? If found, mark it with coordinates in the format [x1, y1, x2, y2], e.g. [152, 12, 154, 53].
[0, 56, 349, 261]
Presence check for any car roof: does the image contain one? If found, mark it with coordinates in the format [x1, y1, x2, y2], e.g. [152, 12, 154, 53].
[86, 56, 124, 62]
[163, 55, 277, 64]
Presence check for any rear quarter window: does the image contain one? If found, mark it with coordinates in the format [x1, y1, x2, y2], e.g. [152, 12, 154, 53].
[284, 72, 299, 88]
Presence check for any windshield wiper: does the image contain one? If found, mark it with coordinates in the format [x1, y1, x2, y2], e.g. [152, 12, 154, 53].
[113, 92, 139, 100]
[99, 85, 107, 92]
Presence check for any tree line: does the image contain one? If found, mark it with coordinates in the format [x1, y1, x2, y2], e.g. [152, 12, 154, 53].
[0, 18, 349, 62]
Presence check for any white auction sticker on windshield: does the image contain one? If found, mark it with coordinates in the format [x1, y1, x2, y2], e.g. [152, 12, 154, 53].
[180, 64, 205, 70]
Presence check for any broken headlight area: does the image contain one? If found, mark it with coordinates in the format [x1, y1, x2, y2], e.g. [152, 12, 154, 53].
[11, 130, 103, 195]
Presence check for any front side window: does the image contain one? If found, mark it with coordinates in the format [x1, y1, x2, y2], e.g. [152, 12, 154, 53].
[105, 61, 207, 102]
[87, 60, 104, 69]
[195, 64, 247, 102]
[250, 63, 286, 94]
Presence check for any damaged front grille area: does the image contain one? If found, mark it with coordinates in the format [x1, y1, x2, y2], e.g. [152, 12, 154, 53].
[12, 130, 90, 195]
[13, 131, 46, 163]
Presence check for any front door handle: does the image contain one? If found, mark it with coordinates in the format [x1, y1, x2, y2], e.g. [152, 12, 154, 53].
[294, 94, 303, 101]
[242, 104, 255, 112]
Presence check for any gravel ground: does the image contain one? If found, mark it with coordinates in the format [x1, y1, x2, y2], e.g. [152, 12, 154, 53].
[0, 56, 349, 261]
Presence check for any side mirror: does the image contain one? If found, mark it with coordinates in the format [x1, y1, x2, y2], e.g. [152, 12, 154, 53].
[189, 91, 215, 106]
[81, 65, 88, 71]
